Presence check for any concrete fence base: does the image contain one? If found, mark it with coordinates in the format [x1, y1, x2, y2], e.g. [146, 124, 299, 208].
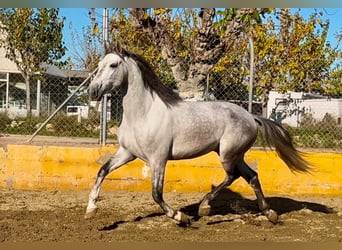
[0, 144, 341, 196]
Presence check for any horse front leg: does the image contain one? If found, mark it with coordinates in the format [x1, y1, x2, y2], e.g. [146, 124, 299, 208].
[151, 161, 191, 226]
[85, 147, 135, 219]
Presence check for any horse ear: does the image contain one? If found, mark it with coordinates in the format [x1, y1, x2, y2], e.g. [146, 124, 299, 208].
[105, 40, 127, 56]
[115, 40, 122, 53]
[114, 41, 128, 57]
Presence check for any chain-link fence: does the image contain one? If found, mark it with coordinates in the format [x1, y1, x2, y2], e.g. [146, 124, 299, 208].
[0, 58, 341, 150]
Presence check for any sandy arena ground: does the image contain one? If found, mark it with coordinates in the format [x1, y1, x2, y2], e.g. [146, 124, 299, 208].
[0, 188, 341, 242]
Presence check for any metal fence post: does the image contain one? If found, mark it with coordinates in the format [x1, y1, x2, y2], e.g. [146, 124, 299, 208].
[248, 35, 254, 113]
[99, 8, 110, 146]
[99, 94, 108, 146]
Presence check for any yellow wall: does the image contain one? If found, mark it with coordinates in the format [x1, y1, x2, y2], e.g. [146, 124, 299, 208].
[0, 144, 341, 196]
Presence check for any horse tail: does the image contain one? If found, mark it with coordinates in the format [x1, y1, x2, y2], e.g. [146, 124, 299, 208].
[254, 116, 312, 173]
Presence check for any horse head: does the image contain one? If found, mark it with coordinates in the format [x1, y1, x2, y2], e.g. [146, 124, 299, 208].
[88, 50, 127, 101]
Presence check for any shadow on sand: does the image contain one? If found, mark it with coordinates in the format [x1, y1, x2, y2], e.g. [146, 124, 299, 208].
[100, 188, 334, 231]
[180, 188, 334, 221]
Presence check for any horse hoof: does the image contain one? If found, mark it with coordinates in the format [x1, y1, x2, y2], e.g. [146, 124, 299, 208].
[84, 207, 98, 219]
[264, 209, 278, 224]
[198, 205, 211, 217]
[174, 211, 191, 227]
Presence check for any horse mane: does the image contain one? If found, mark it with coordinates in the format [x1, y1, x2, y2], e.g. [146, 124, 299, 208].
[106, 44, 182, 107]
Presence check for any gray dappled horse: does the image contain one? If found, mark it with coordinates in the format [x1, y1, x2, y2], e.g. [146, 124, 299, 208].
[85, 45, 311, 226]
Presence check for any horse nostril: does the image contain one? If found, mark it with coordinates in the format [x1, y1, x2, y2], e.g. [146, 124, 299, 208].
[88, 88, 97, 100]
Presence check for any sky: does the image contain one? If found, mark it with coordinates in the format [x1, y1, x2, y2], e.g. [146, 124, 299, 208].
[59, 8, 342, 68]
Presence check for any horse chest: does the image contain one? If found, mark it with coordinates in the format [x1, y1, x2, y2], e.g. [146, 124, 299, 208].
[118, 123, 170, 161]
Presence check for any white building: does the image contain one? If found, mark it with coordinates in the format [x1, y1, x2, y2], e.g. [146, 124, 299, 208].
[267, 90, 341, 127]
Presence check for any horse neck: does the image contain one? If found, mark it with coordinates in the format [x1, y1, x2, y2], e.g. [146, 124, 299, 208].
[121, 62, 154, 121]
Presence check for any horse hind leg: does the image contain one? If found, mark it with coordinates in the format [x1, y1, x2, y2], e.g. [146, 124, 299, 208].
[198, 158, 240, 217]
[236, 160, 278, 224]
[85, 147, 135, 219]
[198, 157, 278, 224]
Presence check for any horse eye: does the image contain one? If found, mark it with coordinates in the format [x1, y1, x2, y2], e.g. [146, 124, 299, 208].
[110, 62, 119, 68]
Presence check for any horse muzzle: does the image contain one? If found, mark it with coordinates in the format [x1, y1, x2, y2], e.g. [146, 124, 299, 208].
[88, 87, 103, 101]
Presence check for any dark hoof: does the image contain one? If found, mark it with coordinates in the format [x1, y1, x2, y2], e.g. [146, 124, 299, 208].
[84, 207, 98, 219]
[198, 204, 211, 217]
[174, 211, 191, 227]
[264, 209, 278, 224]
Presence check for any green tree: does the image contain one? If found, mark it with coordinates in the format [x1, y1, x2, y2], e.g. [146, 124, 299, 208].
[107, 8, 339, 103]
[0, 8, 66, 116]
[327, 27, 342, 97]
[252, 9, 339, 97]
[69, 24, 102, 72]
[214, 8, 340, 109]
[110, 8, 272, 100]
[326, 64, 342, 97]
[109, 8, 177, 88]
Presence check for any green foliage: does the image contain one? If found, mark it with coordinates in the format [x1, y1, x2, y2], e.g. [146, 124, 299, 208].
[106, 8, 340, 101]
[251, 9, 339, 97]
[109, 8, 179, 86]
[0, 112, 117, 139]
[0, 112, 11, 131]
[286, 113, 342, 148]
[326, 64, 342, 97]
[50, 113, 99, 137]
[0, 115, 46, 135]
[0, 8, 66, 73]
[69, 24, 102, 71]
[208, 8, 340, 102]
[0, 8, 66, 115]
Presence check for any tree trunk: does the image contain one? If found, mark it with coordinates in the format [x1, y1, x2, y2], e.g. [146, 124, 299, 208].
[24, 74, 31, 117]
[129, 8, 255, 101]
[166, 8, 255, 101]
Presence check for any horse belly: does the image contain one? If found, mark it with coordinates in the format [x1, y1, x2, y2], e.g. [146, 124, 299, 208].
[170, 127, 220, 160]
[171, 140, 218, 160]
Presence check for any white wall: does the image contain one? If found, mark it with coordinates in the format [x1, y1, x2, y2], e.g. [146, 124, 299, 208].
[267, 91, 342, 127]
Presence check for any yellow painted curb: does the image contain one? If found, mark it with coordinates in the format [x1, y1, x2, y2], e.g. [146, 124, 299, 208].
[0, 144, 341, 196]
